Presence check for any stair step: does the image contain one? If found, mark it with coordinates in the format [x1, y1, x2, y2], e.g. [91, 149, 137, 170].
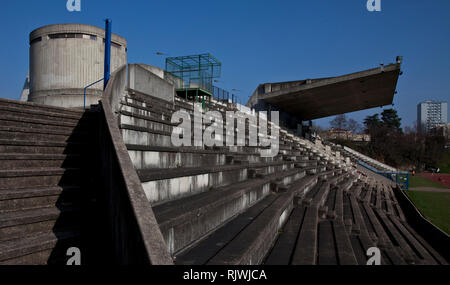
[0, 126, 88, 143]
[0, 153, 81, 169]
[0, 99, 98, 265]
[0, 114, 84, 131]
[0, 185, 81, 213]
[0, 206, 81, 242]
[0, 97, 84, 117]
[0, 230, 81, 265]
[0, 104, 85, 123]
[0, 168, 82, 189]
[0, 139, 86, 154]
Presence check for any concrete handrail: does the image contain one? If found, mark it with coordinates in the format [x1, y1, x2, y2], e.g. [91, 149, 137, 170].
[100, 65, 173, 264]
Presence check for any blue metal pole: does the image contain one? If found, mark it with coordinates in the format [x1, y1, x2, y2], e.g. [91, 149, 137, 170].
[104, 19, 112, 90]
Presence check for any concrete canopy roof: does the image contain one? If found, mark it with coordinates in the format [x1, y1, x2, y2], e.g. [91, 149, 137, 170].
[257, 62, 401, 121]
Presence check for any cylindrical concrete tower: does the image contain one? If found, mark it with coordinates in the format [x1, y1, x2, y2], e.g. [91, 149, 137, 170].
[29, 24, 127, 108]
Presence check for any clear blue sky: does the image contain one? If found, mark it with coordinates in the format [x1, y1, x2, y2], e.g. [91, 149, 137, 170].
[0, 0, 449, 129]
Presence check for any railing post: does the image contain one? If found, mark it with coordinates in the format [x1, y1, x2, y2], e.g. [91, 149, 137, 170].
[104, 19, 112, 90]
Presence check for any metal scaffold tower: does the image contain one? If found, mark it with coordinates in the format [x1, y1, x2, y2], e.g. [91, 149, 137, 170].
[165, 53, 222, 106]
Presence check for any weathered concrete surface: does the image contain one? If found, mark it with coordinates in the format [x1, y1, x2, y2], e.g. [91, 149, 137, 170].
[248, 62, 401, 121]
[28, 23, 127, 108]
[100, 68, 173, 265]
[128, 64, 174, 102]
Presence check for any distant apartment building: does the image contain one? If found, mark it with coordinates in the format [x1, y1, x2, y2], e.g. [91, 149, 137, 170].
[417, 100, 448, 132]
[321, 128, 371, 142]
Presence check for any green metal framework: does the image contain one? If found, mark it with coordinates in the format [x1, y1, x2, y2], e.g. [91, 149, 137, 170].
[165, 53, 222, 96]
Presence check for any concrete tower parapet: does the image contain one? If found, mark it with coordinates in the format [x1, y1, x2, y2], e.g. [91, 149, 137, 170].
[29, 24, 127, 108]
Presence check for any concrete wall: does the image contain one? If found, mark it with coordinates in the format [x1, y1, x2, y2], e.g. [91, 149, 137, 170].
[28, 24, 127, 108]
[106, 65, 127, 117]
[98, 68, 173, 264]
[128, 64, 174, 102]
[392, 185, 450, 262]
[19, 74, 30, 101]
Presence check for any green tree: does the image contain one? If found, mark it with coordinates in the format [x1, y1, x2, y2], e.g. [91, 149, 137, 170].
[381, 108, 402, 133]
[363, 114, 381, 134]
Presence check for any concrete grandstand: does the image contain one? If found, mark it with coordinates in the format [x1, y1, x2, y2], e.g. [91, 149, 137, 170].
[0, 23, 448, 265]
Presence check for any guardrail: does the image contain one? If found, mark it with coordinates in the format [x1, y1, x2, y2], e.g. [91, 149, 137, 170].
[83, 78, 104, 109]
[358, 160, 409, 190]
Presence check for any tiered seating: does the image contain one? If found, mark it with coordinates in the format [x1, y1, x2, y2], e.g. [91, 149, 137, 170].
[118, 92, 346, 263]
[326, 141, 397, 172]
[116, 91, 447, 265]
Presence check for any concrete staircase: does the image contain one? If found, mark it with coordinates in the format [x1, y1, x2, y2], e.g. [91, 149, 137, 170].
[0, 98, 99, 265]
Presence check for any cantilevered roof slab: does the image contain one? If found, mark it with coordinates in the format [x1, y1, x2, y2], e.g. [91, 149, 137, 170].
[255, 62, 401, 121]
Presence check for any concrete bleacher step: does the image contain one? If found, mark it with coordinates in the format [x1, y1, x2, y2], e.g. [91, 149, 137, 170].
[126, 144, 281, 170]
[138, 161, 297, 205]
[153, 168, 306, 255]
[205, 190, 294, 265]
[266, 172, 359, 265]
[399, 221, 448, 265]
[175, 193, 279, 265]
[177, 173, 321, 265]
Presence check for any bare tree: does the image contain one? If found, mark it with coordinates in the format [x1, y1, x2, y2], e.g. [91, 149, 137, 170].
[330, 114, 348, 129]
[347, 118, 362, 133]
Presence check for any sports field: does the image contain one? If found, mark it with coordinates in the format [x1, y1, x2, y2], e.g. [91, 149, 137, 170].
[406, 190, 450, 235]
[409, 174, 447, 189]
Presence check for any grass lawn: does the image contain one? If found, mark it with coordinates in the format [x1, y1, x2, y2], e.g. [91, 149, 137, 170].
[437, 150, 450, 174]
[409, 175, 447, 189]
[406, 190, 450, 235]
